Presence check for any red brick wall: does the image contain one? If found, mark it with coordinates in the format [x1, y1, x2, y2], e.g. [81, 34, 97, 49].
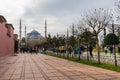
[0, 16, 14, 57]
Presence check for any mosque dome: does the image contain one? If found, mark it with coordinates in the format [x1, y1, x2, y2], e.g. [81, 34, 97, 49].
[26, 30, 43, 40]
[30, 30, 40, 35]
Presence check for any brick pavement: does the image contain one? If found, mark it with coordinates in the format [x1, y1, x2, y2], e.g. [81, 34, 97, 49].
[0, 53, 120, 80]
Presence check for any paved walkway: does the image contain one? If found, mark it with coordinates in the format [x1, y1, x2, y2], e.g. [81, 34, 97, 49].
[0, 53, 120, 80]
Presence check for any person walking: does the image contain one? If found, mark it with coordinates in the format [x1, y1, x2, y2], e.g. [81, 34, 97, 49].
[30, 47, 33, 54]
[104, 46, 108, 54]
[79, 44, 85, 55]
[34, 46, 38, 54]
[67, 45, 73, 58]
[73, 44, 78, 58]
[109, 46, 113, 54]
[89, 44, 93, 57]
[118, 46, 120, 55]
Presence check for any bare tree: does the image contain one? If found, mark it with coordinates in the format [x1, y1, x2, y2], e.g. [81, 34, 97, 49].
[68, 24, 78, 37]
[76, 20, 90, 45]
[77, 20, 89, 34]
[83, 8, 112, 64]
[107, 23, 119, 35]
[115, 0, 120, 16]
[112, 1, 120, 35]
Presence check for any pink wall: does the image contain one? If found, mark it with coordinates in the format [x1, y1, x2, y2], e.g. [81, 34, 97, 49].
[0, 16, 14, 57]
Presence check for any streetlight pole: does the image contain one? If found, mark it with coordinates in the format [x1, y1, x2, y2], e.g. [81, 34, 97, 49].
[85, 28, 89, 61]
[78, 35, 80, 60]
[112, 20, 117, 66]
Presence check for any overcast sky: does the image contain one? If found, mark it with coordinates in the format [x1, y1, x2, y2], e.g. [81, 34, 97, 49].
[0, 0, 118, 37]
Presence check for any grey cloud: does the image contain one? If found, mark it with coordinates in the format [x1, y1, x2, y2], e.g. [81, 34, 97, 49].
[23, 0, 115, 17]
[40, 0, 82, 13]
[20, 0, 116, 36]
[23, 0, 83, 17]
[22, 0, 85, 27]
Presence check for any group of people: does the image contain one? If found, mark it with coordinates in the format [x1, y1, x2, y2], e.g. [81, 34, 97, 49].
[73, 44, 93, 57]
[19, 46, 45, 54]
[29, 46, 39, 54]
[104, 46, 120, 54]
[53, 46, 66, 54]
[54, 44, 94, 58]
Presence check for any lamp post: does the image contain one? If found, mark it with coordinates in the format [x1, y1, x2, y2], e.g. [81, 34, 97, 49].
[78, 35, 80, 60]
[112, 20, 117, 66]
[85, 28, 89, 61]
[103, 27, 106, 48]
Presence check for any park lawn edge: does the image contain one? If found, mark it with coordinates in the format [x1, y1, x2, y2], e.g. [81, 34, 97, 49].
[44, 53, 120, 72]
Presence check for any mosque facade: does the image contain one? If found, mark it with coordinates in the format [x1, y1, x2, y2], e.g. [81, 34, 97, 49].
[26, 30, 43, 41]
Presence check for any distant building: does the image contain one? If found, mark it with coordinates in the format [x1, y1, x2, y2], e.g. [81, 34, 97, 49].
[0, 15, 15, 57]
[26, 30, 43, 41]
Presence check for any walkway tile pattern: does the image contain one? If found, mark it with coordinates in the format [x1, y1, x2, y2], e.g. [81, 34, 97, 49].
[0, 53, 120, 80]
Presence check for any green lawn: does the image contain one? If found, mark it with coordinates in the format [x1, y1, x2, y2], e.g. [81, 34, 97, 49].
[45, 53, 120, 72]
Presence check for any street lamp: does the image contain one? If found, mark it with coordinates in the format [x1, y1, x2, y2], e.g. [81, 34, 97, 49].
[103, 26, 106, 47]
[78, 35, 80, 60]
[112, 20, 117, 66]
[85, 28, 89, 61]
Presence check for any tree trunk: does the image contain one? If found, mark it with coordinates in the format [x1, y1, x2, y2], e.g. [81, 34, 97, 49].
[96, 38, 100, 64]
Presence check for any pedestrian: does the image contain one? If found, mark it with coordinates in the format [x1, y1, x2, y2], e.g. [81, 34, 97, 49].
[104, 46, 108, 54]
[30, 47, 33, 54]
[63, 46, 66, 56]
[73, 44, 78, 58]
[118, 46, 120, 55]
[67, 45, 73, 58]
[59, 46, 62, 56]
[42, 47, 46, 54]
[79, 44, 85, 55]
[109, 46, 113, 54]
[34, 46, 38, 54]
[89, 44, 93, 57]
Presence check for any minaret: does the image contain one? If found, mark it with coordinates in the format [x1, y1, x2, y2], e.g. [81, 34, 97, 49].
[45, 19, 47, 38]
[67, 29, 69, 39]
[72, 24, 75, 36]
[25, 25, 26, 37]
[19, 19, 22, 41]
[25, 25, 27, 48]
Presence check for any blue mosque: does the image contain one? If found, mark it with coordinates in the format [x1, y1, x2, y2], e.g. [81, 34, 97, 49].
[26, 30, 43, 41]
